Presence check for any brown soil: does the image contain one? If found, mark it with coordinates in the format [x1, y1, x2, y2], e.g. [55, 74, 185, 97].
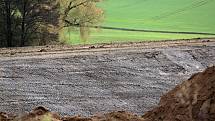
[1, 66, 214, 121]
[143, 66, 215, 121]
[0, 106, 144, 121]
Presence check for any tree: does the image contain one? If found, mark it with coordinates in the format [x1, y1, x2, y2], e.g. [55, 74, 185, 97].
[0, 2, 6, 47]
[17, 0, 59, 46]
[0, 0, 59, 47]
[59, 0, 104, 41]
[0, 0, 18, 47]
[0, 0, 103, 47]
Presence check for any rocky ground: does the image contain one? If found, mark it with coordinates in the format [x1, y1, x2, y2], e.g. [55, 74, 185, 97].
[0, 39, 215, 117]
[1, 65, 214, 121]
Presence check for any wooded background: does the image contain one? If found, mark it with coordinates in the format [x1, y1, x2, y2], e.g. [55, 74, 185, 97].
[0, 0, 103, 47]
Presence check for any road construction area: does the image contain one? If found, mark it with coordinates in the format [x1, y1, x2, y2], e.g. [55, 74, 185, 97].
[0, 39, 214, 116]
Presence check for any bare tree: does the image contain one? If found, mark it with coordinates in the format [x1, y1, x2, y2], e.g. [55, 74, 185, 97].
[0, 0, 59, 47]
[17, 0, 59, 46]
[0, 0, 18, 47]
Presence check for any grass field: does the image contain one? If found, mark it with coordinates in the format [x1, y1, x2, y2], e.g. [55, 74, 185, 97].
[66, 0, 215, 45]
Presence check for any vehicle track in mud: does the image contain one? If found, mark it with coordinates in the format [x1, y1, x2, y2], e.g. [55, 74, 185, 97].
[0, 39, 215, 116]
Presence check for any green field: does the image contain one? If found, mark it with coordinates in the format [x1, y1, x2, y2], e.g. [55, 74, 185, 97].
[66, 0, 215, 45]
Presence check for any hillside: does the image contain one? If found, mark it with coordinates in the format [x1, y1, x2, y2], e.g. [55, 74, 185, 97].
[101, 0, 215, 32]
[67, 0, 215, 44]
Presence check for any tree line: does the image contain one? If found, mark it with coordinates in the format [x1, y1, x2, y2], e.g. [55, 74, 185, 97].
[0, 0, 103, 47]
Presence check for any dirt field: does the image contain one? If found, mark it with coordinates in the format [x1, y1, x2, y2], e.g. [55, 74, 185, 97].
[0, 39, 215, 116]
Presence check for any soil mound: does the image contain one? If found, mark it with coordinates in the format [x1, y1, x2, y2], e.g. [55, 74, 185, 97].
[143, 66, 215, 121]
[0, 66, 214, 121]
[0, 110, 144, 121]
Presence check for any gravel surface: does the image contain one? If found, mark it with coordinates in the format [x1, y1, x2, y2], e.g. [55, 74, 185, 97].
[0, 40, 215, 116]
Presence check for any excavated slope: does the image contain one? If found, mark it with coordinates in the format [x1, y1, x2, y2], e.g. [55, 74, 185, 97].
[143, 66, 215, 121]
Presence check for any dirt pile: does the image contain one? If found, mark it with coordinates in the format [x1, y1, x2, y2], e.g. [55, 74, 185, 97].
[143, 66, 215, 121]
[0, 107, 144, 121]
[0, 66, 214, 121]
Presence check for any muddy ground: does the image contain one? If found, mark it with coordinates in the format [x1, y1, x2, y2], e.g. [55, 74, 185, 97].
[0, 39, 215, 116]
